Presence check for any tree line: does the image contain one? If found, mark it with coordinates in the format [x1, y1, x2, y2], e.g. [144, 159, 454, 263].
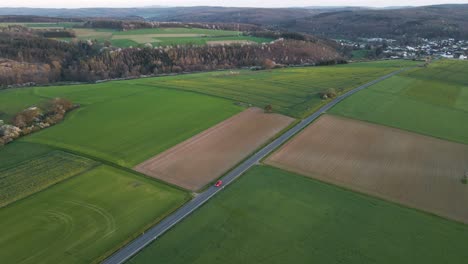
[0, 27, 343, 87]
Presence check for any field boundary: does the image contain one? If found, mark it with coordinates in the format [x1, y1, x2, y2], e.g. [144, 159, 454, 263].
[0, 150, 101, 208]
[102, 67, 412, 264]
[265, 161, 468, 225]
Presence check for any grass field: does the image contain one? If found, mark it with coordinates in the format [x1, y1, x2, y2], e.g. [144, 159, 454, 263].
[128, 165, 468, 264]
[0, 165, 188, 264]
[59, 27, 270, 48]
[131, 60, 420, 117]
[0, 23, 269, 47]
[13, 84, 242, 167]
[331, 60, 468, 144]
[0, 150, 99, 207]
[0, 142, 54, 168]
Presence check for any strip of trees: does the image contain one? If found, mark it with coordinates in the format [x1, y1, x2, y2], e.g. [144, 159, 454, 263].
[0, 98, 77, 146]
[0, 26, 343, 87]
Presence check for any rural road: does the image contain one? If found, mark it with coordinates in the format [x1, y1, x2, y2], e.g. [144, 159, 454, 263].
[102, 67, 409, 264]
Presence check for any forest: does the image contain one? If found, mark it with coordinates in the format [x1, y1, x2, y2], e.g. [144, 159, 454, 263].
[0, 25, 343, 87]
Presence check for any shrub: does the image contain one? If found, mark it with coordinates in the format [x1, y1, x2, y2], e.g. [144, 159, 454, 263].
[45, 98, 74, 114]
[12, 107, 41, 128]
[319, 88, 338, 99]
[262, 59, 276, 70]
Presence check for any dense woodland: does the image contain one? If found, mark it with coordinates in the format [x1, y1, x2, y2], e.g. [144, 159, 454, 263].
[0, 26, 342, 87]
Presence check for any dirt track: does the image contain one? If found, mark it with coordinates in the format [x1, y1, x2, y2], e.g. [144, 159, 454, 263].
[135, 107, 294, 191]
[265, 114, 468, 223]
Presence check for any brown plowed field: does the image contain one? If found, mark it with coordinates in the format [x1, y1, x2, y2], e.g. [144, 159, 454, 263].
[265, 114, 468, 223]
[135, 107, 294, 191]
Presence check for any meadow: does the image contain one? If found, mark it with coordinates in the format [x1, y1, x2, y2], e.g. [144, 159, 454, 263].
[0, 79, 242, 167]
[133, 59, 420, 118]
[63, 27, 270, 48]
[330, 60, 468, 144]
[1, 23, 271, 47]
[0, 150, 98, 207]
[0, 165, 188, 264]
[16, 84, 242, 167]
[128, 165, 468, 264]
[0, 141, 54, 168]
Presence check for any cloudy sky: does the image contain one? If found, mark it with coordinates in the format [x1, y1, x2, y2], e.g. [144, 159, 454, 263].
[1, 0, 468, 8]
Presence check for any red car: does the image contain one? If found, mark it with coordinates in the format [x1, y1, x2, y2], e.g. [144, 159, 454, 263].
[214, 180, 223, 187]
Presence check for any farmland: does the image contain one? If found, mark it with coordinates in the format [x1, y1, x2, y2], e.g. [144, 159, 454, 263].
[0, 61, 418, 167]
[0, 150, 98, 207]
[0, 141, 54, 168]
[66, 27, 270, 48]
[265, 115, 468, 223]
[0, 83, 243, 167]
[0, 23, 271, 47]
[0, 58, 460, 263]
[136, 60, 421, 117]
[0, 165, 188, 264]
[128, 165, 468, 264]
[135, 107, 294, 191]
[331, 60, 468, 144]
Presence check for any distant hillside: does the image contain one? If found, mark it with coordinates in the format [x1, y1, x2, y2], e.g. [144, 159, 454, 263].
[147, 7, 316, 26]
[1, 5, 468, 39]
[0, 7, 315, 22]
[286, 4, 468, 40]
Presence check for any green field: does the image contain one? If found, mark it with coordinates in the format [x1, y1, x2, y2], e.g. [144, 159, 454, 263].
[331, 60, 468, 144]
[0, 165, 188, 264]
[6, 83, 242, 167]
[129, 165, 468, 264]
[112, 27, 242, 36]
[130, 60, 420, 117]
[0, 81, 242, 167]
[0, 142, 54, 168]
[0, 150, 98, 207]
[63, 27, 271, 48]
[0, 23, 270, 47]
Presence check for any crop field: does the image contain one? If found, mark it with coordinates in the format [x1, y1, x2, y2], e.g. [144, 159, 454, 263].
[135, 107, 294, 191]
[0, 165, 188, 264]
[331, 60, 468, 144]
[134, 60, 421, 118]
[0, 82, 243, 166]
[0, 150, 99, 207]
[0, 87, 51, 120]
[0, 142, 54, 169]
[0, 24, 269, 47]
[265, 115, 468, 223]
[59, 27, 271, 48]
[128, 165, 468, 264]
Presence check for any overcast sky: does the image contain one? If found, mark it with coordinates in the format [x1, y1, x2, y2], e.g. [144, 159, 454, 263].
[1, 0, 468, 8]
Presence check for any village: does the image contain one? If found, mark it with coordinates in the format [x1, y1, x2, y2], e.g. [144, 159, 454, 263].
[341, 38, 468, 60]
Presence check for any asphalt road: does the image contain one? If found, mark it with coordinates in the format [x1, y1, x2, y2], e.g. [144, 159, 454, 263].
[102, 68, 409, 264]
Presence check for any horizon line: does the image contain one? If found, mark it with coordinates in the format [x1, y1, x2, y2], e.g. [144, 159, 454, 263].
[1, 3, 467, 9]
